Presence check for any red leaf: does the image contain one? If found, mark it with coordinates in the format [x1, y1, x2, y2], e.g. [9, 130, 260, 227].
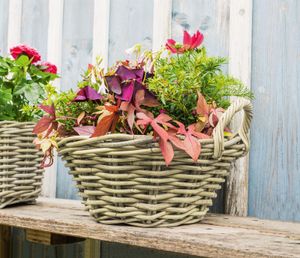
[184, 134, 201, 161]
[151, 121, 169, 141]
[110, 114, 119, 133]
[159, 138, 174, 166]
[92, 113, 118, 137]
[127, 104, 135, 130]
[173, 122, 204, 161]
[155, 113, 173, 123]
[44, 121, 58, 138]
[168, 133, 186, 150]
[120, 102, 136, 130]
[33, 116, 54, 134]
[187, 124, 210, 139]
[196, 92, 209, 116]
[74, 126, 95, 136]
[134, 89, 145, 109]
[105, 104, 119, 113]
[38, 104, 55, 116]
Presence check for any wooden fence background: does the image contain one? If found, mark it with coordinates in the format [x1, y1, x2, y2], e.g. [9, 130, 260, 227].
[0, 0, 299, 257]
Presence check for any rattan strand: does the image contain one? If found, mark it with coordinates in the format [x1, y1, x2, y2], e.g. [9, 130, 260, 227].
[58, 99, 253, 227]
[0, 121, 44, 208]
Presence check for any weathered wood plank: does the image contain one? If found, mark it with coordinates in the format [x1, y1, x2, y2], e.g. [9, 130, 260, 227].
[84, 239, 101, 258]
[92, 0, 110, 68]
[7, 0, 22, 47]
[26, 229, 84, 245]
[0, 0, 9, 54]
[20, 0, 49, 58]
[101, 242, 200, 258]
[226, 0, 253, 216]
[249, 0, 300, 221]
[0, 198, 300, 258]
[152, 0, 172, 51]
[41, 0, 64, 199]
[0, 225, 11, 258]
[108, 0, 153, 66]
[56, 0, 94, 200]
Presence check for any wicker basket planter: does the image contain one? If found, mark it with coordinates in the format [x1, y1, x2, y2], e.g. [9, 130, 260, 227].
[58, 99, 253, 227]
[0, 121, 44, 208]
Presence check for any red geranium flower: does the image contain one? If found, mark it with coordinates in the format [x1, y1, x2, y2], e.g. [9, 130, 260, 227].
[10, 44, 41, 63]
[40, 61, 58, 74]
[166, 30, 204, 54]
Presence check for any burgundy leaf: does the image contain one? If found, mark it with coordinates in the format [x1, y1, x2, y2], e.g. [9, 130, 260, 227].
[116, 65, 136, 81]
[134, 82, 159, 108]
[105, 75, 122, 95]
[131, 68, 145, 82]
[119, 81, 135, 102]
[38, 104, 55, 116]
[33, 116, 54, 134]
[74, 86, 103, 102]
[92, 114, 115, 137]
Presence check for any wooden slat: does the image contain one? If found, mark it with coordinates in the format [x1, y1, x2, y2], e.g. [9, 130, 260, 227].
[108, 0, 153, 66]
[20, 0, 49, 58]
[7, 0, 22, 47]
[92, 0, 110, 69]
[0, 198, 299, 258]
[0, 0, 9, 54]
[249, 0, 300, 222]
[152, 0, 172, 51]
[26, 229, 84, 245]
[41, 0, 64, 198]
[0, 225, 11, 258]
[56, 0, 94, 200]
[84, 239, 101, 258]
[226, 0, 253, 216]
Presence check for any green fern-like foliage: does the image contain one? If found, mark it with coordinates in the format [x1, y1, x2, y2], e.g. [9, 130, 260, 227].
[147, 47, 253, 126]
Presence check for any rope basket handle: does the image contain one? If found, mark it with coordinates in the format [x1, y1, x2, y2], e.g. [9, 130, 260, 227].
[212, 98, 253, 159]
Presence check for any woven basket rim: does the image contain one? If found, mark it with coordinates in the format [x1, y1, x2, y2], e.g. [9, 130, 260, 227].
[0, 120, 36, 125]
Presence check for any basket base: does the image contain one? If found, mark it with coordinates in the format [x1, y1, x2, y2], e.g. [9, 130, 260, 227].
[0, 198, 38, 209]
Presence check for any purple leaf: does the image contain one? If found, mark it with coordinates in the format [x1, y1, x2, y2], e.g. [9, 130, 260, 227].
[116, 65, 137, 81]
[133, 81, 159, 107]
[74, 86, 103, 102]
[119, 81, 135, 102]
[73, 126, 95, 136]
[132, 68, 145, 82]
[105, 75, 122, 95]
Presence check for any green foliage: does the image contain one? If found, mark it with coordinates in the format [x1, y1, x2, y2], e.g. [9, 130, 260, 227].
[147, 48, 253, 126]
[0, 55, 58, 121]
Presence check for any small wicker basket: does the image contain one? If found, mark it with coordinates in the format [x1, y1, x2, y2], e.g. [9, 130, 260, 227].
[58, 99, 253, 227]
[0, 121, 44, 208]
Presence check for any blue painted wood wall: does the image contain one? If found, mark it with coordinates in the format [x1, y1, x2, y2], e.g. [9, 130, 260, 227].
[0, 0, 299, 257]
[249, 0, 300, 222]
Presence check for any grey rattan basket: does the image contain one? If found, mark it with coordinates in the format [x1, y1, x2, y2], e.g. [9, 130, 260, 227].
[0, 121, 44, 208]
[58, 99, 253, 227]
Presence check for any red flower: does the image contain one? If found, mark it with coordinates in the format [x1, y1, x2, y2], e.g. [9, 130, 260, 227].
[10, 44, 41, 63]
[165, 30, 204, 54]
[40, 61, 58, 74]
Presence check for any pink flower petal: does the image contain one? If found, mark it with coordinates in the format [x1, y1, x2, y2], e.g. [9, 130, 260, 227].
[183, 31, 192, 46]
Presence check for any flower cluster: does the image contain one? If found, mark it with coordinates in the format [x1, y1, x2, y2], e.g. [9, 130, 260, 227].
[34, 30, 253, 167]
[0, 44, 58, 121]
[10, 45, 57, 74]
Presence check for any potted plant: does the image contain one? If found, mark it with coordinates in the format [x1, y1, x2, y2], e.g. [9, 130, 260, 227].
[0, 45, 58, 208]
[34, 31, 253, 227]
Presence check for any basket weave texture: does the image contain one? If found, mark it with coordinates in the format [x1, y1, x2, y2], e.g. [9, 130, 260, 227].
[58, 99, 253, 227]
[0, 121, 44, 208]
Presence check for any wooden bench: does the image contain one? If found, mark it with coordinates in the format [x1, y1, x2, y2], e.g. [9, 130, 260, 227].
[0, 198, 299, 258]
